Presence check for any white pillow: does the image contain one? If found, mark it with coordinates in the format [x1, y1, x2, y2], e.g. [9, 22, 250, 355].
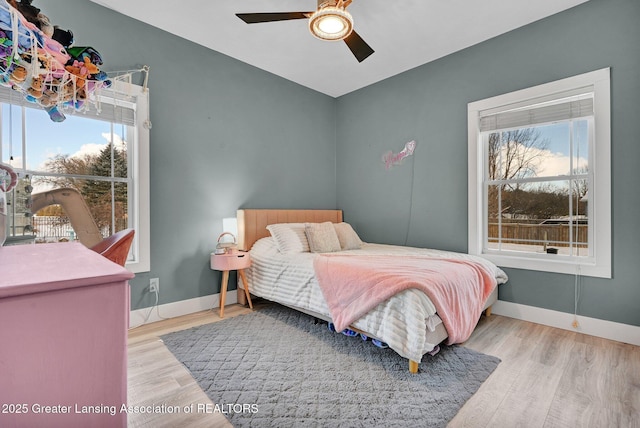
[333, 222, 363, 250]
[266, 223, 310, 253]
[305, 222, 341, 253]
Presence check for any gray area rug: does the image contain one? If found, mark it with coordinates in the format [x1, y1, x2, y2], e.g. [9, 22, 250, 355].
[161, 305, 500, 428]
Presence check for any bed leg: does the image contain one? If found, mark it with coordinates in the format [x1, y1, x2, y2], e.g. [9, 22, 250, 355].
[485, 306, 492, 317]
[409, 360, 419, 374]
[237, 288, 247, 306]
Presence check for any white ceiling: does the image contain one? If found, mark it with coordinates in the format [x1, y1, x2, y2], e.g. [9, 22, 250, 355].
[89, 0, 589, 98]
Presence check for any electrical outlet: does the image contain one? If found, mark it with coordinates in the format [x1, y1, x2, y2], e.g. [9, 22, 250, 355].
[149, 278, 159, 294]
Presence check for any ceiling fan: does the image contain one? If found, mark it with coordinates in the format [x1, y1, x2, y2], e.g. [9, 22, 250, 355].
[236, 0, 374, 63]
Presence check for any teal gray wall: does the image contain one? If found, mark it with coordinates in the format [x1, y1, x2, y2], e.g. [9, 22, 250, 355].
[39, 0, 639, 328]
[41, 0, 337, 309]
[335, 0, 640, 327]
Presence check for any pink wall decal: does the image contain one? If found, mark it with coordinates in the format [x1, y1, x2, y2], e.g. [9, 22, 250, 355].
[382, 140, 416, 170]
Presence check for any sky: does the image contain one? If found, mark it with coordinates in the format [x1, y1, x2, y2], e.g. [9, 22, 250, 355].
[1, 105, 126, 172]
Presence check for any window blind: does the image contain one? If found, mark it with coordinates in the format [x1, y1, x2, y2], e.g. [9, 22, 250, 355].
[479, 92, 594, 133]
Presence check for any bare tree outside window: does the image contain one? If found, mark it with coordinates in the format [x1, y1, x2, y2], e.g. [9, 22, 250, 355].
[34, 142, 128, 237]
[487, 128, 549, 182]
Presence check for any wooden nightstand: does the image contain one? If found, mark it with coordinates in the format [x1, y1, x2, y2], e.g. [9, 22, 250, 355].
[210, 251, 253, 318]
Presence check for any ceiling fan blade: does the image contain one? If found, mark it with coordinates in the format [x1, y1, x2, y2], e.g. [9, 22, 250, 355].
[343, 30, 374, 62]
[236, 12, 312, 24]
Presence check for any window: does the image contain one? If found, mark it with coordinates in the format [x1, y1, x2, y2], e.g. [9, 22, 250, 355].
[468, 68, 611, 278]
[1, 80, 150, 273]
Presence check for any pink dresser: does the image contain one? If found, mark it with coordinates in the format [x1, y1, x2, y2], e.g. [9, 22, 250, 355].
[0, 242, 134, 428]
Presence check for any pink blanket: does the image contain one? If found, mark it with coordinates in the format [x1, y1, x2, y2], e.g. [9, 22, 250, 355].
[313, 255, 497, 345]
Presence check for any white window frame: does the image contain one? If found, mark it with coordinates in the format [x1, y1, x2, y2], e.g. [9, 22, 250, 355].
[112, 81, 150, 273]
[468, 68, 611, 278]
[0, 80, 150, 273]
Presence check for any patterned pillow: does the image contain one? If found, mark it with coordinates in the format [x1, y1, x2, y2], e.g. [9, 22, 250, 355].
[305, 222, 341, 253]
[266, 223, 310, 253]
[333, 222, 363, 250]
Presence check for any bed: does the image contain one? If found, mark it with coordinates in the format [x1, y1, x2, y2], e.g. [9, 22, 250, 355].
[235, 209, 508, 373]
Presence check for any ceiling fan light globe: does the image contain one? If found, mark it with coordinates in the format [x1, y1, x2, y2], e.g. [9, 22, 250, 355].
[309, 7, 353, 41]
[318, 16, 345, 34]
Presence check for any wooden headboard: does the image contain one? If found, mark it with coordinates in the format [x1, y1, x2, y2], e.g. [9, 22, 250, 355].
[237, 209, 343, 251]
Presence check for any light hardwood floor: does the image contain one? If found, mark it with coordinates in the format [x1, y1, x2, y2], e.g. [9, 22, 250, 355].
[127, 304, 640, 428]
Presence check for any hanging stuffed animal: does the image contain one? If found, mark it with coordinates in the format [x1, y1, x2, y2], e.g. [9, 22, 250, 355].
[52, 27, 73, 48]
[11, 0, 47, 33]
[8, 1, 72, 45]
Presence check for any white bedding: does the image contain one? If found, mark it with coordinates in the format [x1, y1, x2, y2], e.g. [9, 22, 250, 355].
[247, 238, 508, 362]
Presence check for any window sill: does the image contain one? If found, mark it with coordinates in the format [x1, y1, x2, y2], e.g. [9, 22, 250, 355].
[126, 260, 150, 274]
[477, 251, 611, 278]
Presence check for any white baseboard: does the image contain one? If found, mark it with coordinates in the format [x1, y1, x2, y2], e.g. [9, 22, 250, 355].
[129, 294, 640, 347]
[129, 291, 238, 328]
[492, 300, 640, 347]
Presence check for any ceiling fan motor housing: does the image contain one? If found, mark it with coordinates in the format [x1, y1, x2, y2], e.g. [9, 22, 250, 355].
[318, 0, 337, 8]
[317, 0, 353, 8]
